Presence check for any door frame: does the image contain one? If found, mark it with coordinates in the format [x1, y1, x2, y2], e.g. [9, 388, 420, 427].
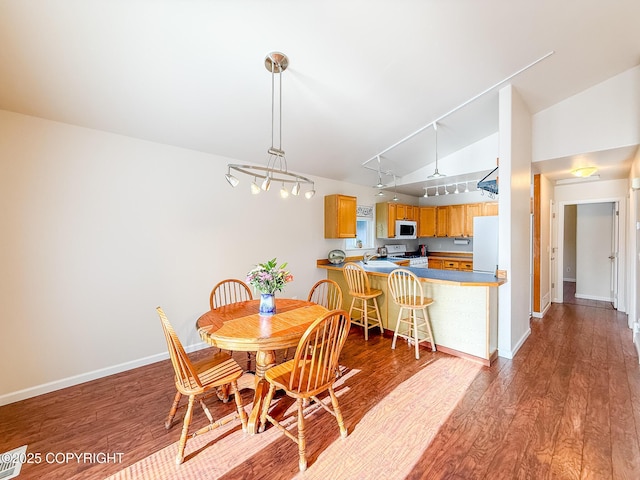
[555, 197, 625, 310]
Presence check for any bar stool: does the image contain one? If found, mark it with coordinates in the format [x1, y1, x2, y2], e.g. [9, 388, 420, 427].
[342, 262, 384, 340]
[387, 268, 436, 359]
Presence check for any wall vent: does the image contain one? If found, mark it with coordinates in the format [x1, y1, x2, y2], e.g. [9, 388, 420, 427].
[0, 445, 27, 479]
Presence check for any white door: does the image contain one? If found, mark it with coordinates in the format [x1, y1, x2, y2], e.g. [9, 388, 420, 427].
[576, 202, 615, 302]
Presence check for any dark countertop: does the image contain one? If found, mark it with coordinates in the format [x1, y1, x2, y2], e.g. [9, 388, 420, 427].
[318, 260, 506, 287]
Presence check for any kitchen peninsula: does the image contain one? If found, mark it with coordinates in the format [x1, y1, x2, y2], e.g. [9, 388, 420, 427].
[317, 259, 506, 365]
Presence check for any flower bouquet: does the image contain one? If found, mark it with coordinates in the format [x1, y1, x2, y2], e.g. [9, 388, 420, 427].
[246, 258, 293, 315]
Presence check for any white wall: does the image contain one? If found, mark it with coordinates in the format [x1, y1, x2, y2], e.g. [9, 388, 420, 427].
[497, 85, 532, 358]
[0, 110, 390, 404]
[629, 149, 640, 341]
[533, 65, 640, 162]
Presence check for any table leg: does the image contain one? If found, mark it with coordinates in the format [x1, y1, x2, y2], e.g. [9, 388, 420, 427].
[247, 349, 276, 434]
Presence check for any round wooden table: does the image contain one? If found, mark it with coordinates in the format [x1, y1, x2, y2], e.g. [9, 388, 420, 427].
[196, 298, 328, 434]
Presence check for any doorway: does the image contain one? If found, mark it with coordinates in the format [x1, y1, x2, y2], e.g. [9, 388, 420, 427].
[555, 201, 619, 307]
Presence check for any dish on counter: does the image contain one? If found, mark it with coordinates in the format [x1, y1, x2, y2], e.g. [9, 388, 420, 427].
[327, 249, 346, 264]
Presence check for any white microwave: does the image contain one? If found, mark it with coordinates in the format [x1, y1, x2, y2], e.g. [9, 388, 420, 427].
[395, 220, 417, 239]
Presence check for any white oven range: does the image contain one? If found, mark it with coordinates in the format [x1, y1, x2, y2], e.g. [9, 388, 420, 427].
[384, 244, 429, 268]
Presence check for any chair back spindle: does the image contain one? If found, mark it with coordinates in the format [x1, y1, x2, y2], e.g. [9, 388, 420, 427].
[157, 307, 202, 391]
[289, 310, 350, 395]
[307, 279, 343, 310]
[210, 279, 252, 310]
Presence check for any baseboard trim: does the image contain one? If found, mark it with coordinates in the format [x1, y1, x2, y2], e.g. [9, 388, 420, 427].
[574, 293, 613, 302]
[0, 341, 210, 407]
[498, 327, 531, 360]
[531, 301, 552, 319]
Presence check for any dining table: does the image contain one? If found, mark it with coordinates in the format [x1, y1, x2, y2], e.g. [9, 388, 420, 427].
[196, 297, 328, 434]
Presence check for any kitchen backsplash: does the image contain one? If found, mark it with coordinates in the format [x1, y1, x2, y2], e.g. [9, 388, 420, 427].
[372, 237, 473, 254]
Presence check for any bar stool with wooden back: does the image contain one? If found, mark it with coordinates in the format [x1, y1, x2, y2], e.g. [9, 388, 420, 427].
[387, 268, 436, 359]
[342, 262, 383, 340]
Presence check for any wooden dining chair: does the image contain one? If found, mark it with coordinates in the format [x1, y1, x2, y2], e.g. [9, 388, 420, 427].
[156, 307, 248, 465]
[282, 279, 344, 362]
[258, 309, 351, 472]
[387, 268, 436, 359]
[342, 262, 384, 340]
[307, 279, 343, 310]
[210, 278, 253, 309]
[210, 278, 254, 369]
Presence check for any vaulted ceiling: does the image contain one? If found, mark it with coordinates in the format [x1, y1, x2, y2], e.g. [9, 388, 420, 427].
[1, 1, 638, 197]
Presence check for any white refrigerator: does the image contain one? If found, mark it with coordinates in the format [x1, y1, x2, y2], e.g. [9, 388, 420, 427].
[473, 216, 498, 274]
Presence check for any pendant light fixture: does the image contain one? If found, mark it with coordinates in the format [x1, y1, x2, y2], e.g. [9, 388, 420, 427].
[373, 155, 386, 197]
[225, 52, 315, 199]
[427, 122, 445, 179]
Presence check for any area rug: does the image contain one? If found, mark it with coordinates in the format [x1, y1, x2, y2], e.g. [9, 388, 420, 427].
[107, 355, 482, 480]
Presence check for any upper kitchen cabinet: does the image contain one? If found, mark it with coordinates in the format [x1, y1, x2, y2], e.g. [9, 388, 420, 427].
[482, 202, 499, 216]
[396, 204, 418, 221]
[464, 203, 483, 236]
[324, 194, 357, 238]
[447, 205, 465, 237]
[436, 206, 449, 237]
[418, 206, 436, 237]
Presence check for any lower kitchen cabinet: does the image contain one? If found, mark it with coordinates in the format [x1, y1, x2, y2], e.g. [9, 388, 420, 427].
[428, 258, 443, 270]
[428, 257, 472, 272]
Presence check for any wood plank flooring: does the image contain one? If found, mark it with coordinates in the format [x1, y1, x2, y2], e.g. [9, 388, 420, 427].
[1, 300, 639, 479]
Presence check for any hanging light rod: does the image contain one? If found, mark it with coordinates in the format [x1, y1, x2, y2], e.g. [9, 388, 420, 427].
[362, 50, 555, 167]
[225, 52, 315, 199]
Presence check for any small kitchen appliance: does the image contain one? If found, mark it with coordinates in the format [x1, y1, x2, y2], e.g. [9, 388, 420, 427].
[394, 220, 417, 239]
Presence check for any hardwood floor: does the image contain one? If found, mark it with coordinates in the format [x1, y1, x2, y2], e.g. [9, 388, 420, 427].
[563, 280, 615, 310]
[1, 301, 639, 479]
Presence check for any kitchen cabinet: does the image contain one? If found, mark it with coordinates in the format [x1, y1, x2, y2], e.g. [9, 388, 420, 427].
[436, 206, 449, 237]
[324, 194, 357, 238]
[447, 205, 465, 237]
[460, 261, 474, 271]
[482, 202, 499, 216]
[418, 206, 436, 237]
[427, 258, 443, 270]
[395, 203, 417, 220]
[428, 256, 473, 272]
[443, 260, 460, 270]
[464, 203, 483, 236]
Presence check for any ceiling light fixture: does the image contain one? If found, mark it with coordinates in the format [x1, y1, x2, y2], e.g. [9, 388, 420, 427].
[464, 182, 469, 193]
[373, 155, 387, 189]
[427, 122, 445, 179]
[423, 187, 429, 198]
[392, 174, 399, 202]
[225, 52, 315, 199]
[571, 166, 598, 178]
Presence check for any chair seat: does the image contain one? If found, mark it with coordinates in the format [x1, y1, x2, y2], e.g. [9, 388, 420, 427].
[349, 287, 383, 299]
[394, 296, 434, 308]
[179, 351, 244, 394]
[265, 359, 334, 399]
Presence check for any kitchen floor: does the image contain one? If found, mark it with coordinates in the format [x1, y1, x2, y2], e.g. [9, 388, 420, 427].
[563, 281, 615, 310]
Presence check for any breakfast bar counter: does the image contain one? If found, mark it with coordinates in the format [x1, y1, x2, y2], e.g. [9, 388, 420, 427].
[317, 260, 506, 365]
